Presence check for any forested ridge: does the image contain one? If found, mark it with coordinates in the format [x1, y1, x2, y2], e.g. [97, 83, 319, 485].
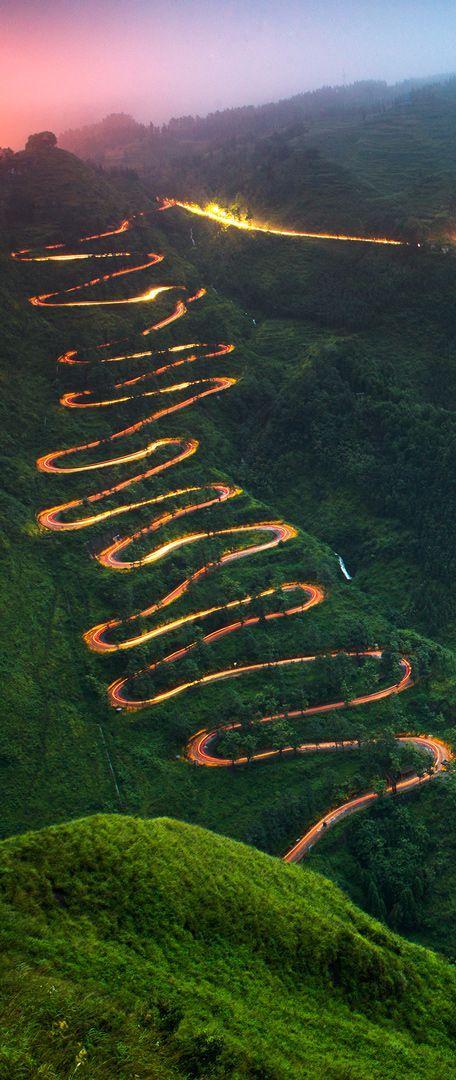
[60, 75, 456, 237]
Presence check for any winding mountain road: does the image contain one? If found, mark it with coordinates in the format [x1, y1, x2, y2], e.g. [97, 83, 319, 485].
[14, 203, 451, 862]
[283, 735, 450, 861]
[158, 198, 406, 245]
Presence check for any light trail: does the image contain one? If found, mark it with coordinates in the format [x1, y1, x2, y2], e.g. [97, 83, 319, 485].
[10, 219, 132, 261]
[111, 648, 411, 711]
[11, 216, 135, 262]
[13, 217, 175, 309]
[56, 299, 207, 366]
[187, 705, 452, 864]
[38, 480, 235, 533]
[31, 269, 174, 308]
[159, 198, 405, 246]
[186, 653, 412, 765]
[18, 207, 442, 872]
[97, 519, 295, 572]
[86, 582, 322, 655]
[283, 735, 452, 861]
[60, 375, 235, 409]
[22, 215, 305, 707]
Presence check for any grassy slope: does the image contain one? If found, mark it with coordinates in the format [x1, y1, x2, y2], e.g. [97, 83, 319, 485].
[0, 151, 397, 848]
[302, 81, 456, 235]
[151, 202, 456, 955]
[1, 813, 456, 1080]
[1, 143, 455, 960]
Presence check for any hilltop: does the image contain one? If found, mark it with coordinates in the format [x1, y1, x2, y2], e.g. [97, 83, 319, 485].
[0, 131, 151, 242]
[1, 813, 456, 1078]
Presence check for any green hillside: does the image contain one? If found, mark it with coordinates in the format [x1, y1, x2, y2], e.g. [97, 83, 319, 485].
[158, 195, 456, 644]
[158, 91, 456, 240]
[1, 128, 456, 988]
[306, 772, 456, 958]
[1, 155, 383, 846]
[1, 813, 455, 1079]
[0, 137, 152, 241]
[60, 77, 456, 239]
[186, 76, 456, 239]
[149, 194, 456, 956]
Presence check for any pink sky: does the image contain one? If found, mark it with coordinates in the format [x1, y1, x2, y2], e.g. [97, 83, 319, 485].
[2, 0, 455, 149]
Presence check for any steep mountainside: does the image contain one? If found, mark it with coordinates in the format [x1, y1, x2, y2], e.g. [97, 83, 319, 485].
[159, 80, 456, 239]
[60, 77, 456, 238]
[157, 196, 456, 645]
[1, 137, 455, 963]
[1, 814, 455, 1079]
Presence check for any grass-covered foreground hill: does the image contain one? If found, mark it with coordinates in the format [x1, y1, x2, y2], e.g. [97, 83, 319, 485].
[1, 813, 456, 1080]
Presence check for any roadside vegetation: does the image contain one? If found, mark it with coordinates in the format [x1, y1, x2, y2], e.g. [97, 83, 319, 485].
[1, 118, 455, 988]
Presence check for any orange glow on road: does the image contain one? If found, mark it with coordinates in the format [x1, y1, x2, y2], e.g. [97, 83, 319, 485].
[25, 214, 302, 704]
[160, 198, 405, 246]
[38, 478, 228, 533]
[110, 647, 410, 710]
[283, 735, 453, 862]
[37, 434, 198, 476]
[18, 207, 438, 871]
[187, 652, 412, 765]
[31, 277, 173, 308]
[11, 217, 135, 263]
[186, 706, 451, 865]
[87, 582, 322, 655]
[60, 374, 236, 409]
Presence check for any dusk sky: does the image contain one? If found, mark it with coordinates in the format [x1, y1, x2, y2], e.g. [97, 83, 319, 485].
[2, 0, 456, 149]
